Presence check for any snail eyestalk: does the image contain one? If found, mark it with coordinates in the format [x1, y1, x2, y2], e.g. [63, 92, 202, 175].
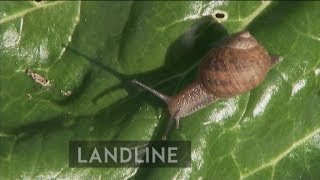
[162, 110, 179, 141]
[132, 80, 171, 104]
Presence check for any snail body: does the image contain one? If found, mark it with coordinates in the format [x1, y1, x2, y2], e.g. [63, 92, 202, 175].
[133, 31, 282, 140]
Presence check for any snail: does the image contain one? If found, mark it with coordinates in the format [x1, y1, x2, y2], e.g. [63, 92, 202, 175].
[132, 31, 282, 140]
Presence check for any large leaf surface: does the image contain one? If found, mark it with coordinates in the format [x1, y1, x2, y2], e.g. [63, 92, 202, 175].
[0, 1, 320, 179]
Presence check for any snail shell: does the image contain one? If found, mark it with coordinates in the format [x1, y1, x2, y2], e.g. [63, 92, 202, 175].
[200, 31, 271, 98]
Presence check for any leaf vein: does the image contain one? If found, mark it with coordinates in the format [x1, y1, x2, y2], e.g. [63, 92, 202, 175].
[236, 1, 271, 31]
[0, 1, 66, 24]
[241, 127, 320, 179]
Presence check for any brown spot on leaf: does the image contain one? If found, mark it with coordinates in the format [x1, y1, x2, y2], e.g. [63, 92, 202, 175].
[26, 69, 51, 86]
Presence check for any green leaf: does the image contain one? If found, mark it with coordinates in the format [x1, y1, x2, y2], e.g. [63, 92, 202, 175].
[1, 1, 320, 179]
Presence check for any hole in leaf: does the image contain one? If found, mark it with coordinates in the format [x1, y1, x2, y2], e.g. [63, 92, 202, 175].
[215, 13, 225, 19]
[212, 10, 228, 22]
